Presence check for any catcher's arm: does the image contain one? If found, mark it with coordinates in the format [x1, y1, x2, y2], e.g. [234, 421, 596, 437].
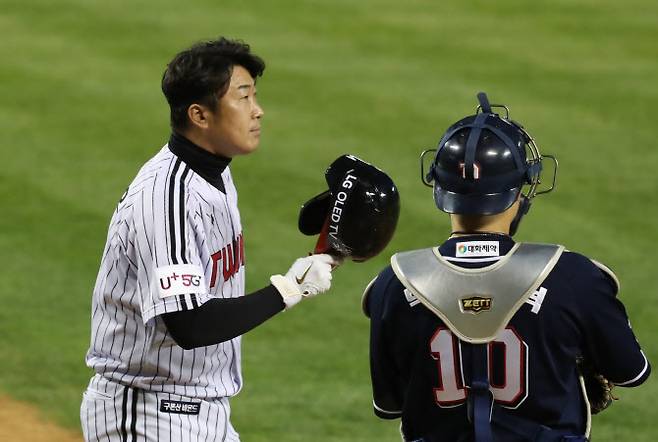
[574, 254, 651, 393]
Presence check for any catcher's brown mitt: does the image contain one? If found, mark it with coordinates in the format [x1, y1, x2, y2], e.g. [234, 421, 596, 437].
[578, 358, 617, 414]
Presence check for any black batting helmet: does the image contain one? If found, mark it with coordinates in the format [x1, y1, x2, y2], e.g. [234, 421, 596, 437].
[299, 155, 400, 262]
[421, 93, 557, 234]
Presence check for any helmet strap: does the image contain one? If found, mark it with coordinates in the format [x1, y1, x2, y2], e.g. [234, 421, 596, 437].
[509, 196, 531, 236]
[463, 113, 487, 180]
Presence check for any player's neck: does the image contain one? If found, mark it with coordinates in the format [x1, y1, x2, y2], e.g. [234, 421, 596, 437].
[448, 200, 520, 237]
[449, 215, 511, 237]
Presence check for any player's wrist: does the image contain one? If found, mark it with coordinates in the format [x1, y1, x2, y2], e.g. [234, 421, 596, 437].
[270, 274, 304, 309]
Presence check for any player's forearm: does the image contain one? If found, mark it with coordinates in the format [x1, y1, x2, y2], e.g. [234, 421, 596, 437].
[161, 285, 285, 349]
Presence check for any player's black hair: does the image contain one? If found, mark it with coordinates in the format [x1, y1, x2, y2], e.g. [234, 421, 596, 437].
[162, 37, 265, 131]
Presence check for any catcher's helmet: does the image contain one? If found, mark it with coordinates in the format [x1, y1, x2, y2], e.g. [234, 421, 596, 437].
[421, 93, 557, 234]
[299, 155, 400, 262]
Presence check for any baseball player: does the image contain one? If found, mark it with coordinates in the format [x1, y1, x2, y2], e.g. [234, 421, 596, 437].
[80, 37, 339, 441]
[363, 93, 651, 441]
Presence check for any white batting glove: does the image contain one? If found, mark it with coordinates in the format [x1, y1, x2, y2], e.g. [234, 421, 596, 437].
[270, 254, 340, 309]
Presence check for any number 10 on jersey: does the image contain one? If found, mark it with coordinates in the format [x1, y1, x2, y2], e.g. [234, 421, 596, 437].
[430, 326, 528, 408]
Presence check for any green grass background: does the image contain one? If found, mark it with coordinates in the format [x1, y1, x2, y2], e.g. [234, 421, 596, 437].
[1, 0, 657, 440]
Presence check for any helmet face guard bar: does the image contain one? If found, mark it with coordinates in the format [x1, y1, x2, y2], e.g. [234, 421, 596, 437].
[420, 148, 436, 188]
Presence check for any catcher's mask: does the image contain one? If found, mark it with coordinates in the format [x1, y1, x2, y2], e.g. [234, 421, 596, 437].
[298, 154, 400, 262]
[420, 92, 558, 235]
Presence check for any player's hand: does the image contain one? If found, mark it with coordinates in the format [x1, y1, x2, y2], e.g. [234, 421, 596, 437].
[270, 254, 342, 309]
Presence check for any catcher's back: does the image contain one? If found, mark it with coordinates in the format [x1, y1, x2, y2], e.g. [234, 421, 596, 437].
[365, 234, 651, 441]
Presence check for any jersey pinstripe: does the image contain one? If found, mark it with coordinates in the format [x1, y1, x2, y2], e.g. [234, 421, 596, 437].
[85, 145, 245, 399]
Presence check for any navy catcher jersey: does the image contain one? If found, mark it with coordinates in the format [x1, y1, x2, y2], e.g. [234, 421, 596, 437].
[85, 140, 246, 399]
[365, 234, 650, 441]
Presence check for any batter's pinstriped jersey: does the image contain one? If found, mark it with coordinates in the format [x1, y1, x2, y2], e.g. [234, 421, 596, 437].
[85, 144, 246, 399]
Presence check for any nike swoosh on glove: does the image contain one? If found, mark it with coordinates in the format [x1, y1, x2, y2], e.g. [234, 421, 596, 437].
[270, 254, 342, 309]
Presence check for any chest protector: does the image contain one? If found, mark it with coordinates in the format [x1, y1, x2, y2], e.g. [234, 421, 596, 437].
[391, 243, 564, 343]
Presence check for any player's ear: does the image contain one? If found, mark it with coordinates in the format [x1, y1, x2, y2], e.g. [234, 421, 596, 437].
[187, 104, 210, 129]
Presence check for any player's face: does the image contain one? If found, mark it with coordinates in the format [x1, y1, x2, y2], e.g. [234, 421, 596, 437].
[206, 65, 264, 157]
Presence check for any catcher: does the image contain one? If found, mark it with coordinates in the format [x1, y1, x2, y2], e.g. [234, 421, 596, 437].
[363, 93, 651, 441]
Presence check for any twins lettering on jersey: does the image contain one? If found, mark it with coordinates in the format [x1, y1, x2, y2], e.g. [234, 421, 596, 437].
[210, 233, 245, 288]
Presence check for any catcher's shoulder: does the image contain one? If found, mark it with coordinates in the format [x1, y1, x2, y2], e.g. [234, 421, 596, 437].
[361, 265, 402, 318]
[555, 249, 620, 294]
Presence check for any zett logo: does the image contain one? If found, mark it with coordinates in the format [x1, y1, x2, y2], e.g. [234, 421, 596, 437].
[460, 296, 492, 314]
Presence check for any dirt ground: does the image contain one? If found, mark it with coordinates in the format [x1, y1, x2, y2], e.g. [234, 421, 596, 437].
[0, 395, 81, 442]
